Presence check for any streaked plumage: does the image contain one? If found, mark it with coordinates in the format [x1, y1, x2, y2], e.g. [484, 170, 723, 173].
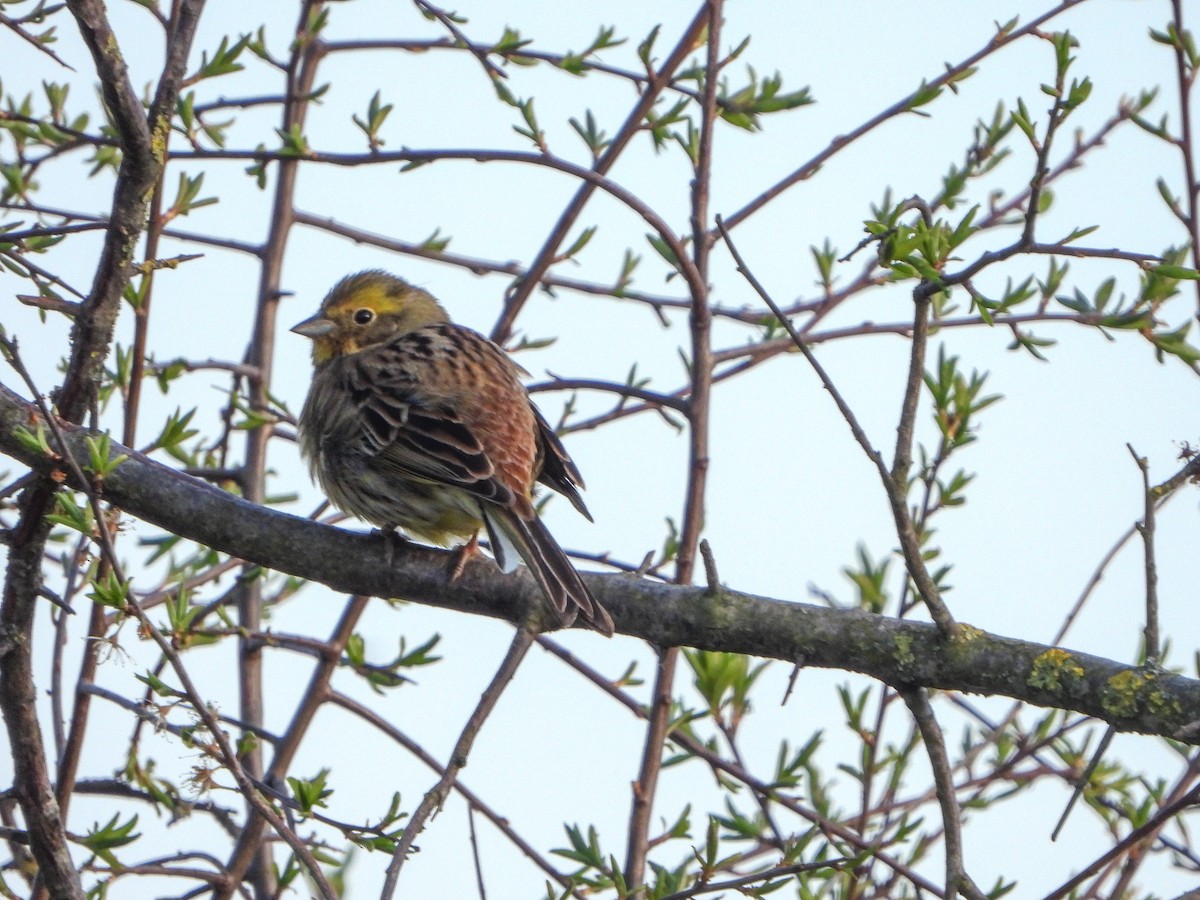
[292, 270, 614, 636]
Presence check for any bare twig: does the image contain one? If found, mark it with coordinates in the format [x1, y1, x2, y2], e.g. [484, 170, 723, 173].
[1045, 782, 1200, 899]
[1106, 750, 1200, 896]
[1051, 726, 1114, 842]
[528, 377, 687, 411]
[292, 209, 690, 316]
[382, 624, 538, 896]
[489, 4, 711, 343]
[1127, 445, 1160, 664]
[624, 5, 721, 893]
[412, 0, 507, 82]
[0, 10, 76, 69]
[15, 293, 82, 316]
[716, 214, 955, 633]
[327, 691, 585, 896]
[698, 539, 719, 592]
[657, 860, 849, 900]
[716, 0, 1090, 233]
[467, 805, 488, 900]
[901, 688, 986, 900]
[1168, 0, 1200, 316]
[1050, 446, 1172, 841]
[889, 289, 957, 635]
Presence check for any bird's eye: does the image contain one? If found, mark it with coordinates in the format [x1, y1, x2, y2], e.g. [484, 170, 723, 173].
[353, 308, 375, 325]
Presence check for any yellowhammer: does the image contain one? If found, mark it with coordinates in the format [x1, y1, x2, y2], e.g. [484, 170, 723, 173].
[292, 270, 614, 636]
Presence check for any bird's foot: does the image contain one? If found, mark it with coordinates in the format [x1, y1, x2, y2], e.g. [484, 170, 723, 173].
[446, 533, 480, 582]
[375, 529, 411, 567]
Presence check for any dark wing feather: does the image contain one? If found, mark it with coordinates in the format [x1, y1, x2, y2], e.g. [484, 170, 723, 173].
[533, 407, 592, 521]
[346, 328, 614, 635]
[482, 505, 614, 636]
[350, 344, 516, 507]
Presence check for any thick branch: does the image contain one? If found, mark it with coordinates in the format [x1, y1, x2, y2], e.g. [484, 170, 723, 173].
[1, 383, 1198, 743]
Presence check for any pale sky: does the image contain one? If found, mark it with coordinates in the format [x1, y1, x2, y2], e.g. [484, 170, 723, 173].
[3, 1, 1199, 897]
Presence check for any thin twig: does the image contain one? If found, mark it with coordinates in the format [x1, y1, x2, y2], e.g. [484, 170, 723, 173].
[657, 859, 848, 900]
[468, 805, 488, 900]
[328, 691, 585, 896]
[1168, 0, 1200, 316]
[381, 624, 538, 897]
[292, 208, 691, 314]
[716, 0, 1089, 233]
[715, 216, 956, 635]
[1045, 783, 1200, 899]
[624, 6, 721, 894]
[901, 688, 986, 900]
[715, 217, 887, 481]
[0, 11, 76, 69]
[1106, 750, 1200, 896]
[1127, 444, 1160, 664]
[1050, 446, 1172, 841]
[412, 0, 507, 82]
[1022, 72, 1066, 246]
[1051, 726, 1114, 842]
[489, 4, 711, 343]
[528, 377, 687, 411]
[889, 289, 957, 635]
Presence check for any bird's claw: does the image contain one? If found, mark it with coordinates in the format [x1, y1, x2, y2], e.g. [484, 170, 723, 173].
[446, 532, 480, 582]
[376, 529, 411, 567]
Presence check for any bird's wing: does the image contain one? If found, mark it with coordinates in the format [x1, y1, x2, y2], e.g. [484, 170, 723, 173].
[532, 406, 592, 521]
[347, 340, 519, 510]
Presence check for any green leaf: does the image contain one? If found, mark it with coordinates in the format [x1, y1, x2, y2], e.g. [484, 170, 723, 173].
[1150, 322, 1200, 364]
[136, 671, 180, 698]
[637, 25, 661, 67]
[13, 423, 53, 457]
[84, 432, 128, 478]
[494, 26, 533, 58]
[275, 124, 311, 158]
[562, 225, 596, 259]
[288, 769, 333, 815]
[1059, 224, 1098, 245]
[1011, 99, 1036, 142]
[88, 570, 130, 611]
[568, 109, 610, 156]
[47, 493, 91, 534]
[418, 228, 451, 253]
[145, 408, 199, 462]
[1150, 263, 1200, 281]
[646, 233, 680, 273]
[190, 34, 249, 82]
[81, 813, 140, 864]
[904, 79, 943, 114]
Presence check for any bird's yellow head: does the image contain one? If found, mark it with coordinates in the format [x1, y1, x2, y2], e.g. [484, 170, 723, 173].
[291, 270, 450, 364]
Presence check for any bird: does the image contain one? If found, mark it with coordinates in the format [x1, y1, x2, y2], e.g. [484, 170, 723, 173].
[291, 270, 614, 636]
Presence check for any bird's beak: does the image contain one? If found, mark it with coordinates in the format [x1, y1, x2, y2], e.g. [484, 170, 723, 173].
[291, 315, 336, 339]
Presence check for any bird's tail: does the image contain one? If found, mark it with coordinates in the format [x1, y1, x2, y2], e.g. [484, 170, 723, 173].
[482, 507, 615, 637]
